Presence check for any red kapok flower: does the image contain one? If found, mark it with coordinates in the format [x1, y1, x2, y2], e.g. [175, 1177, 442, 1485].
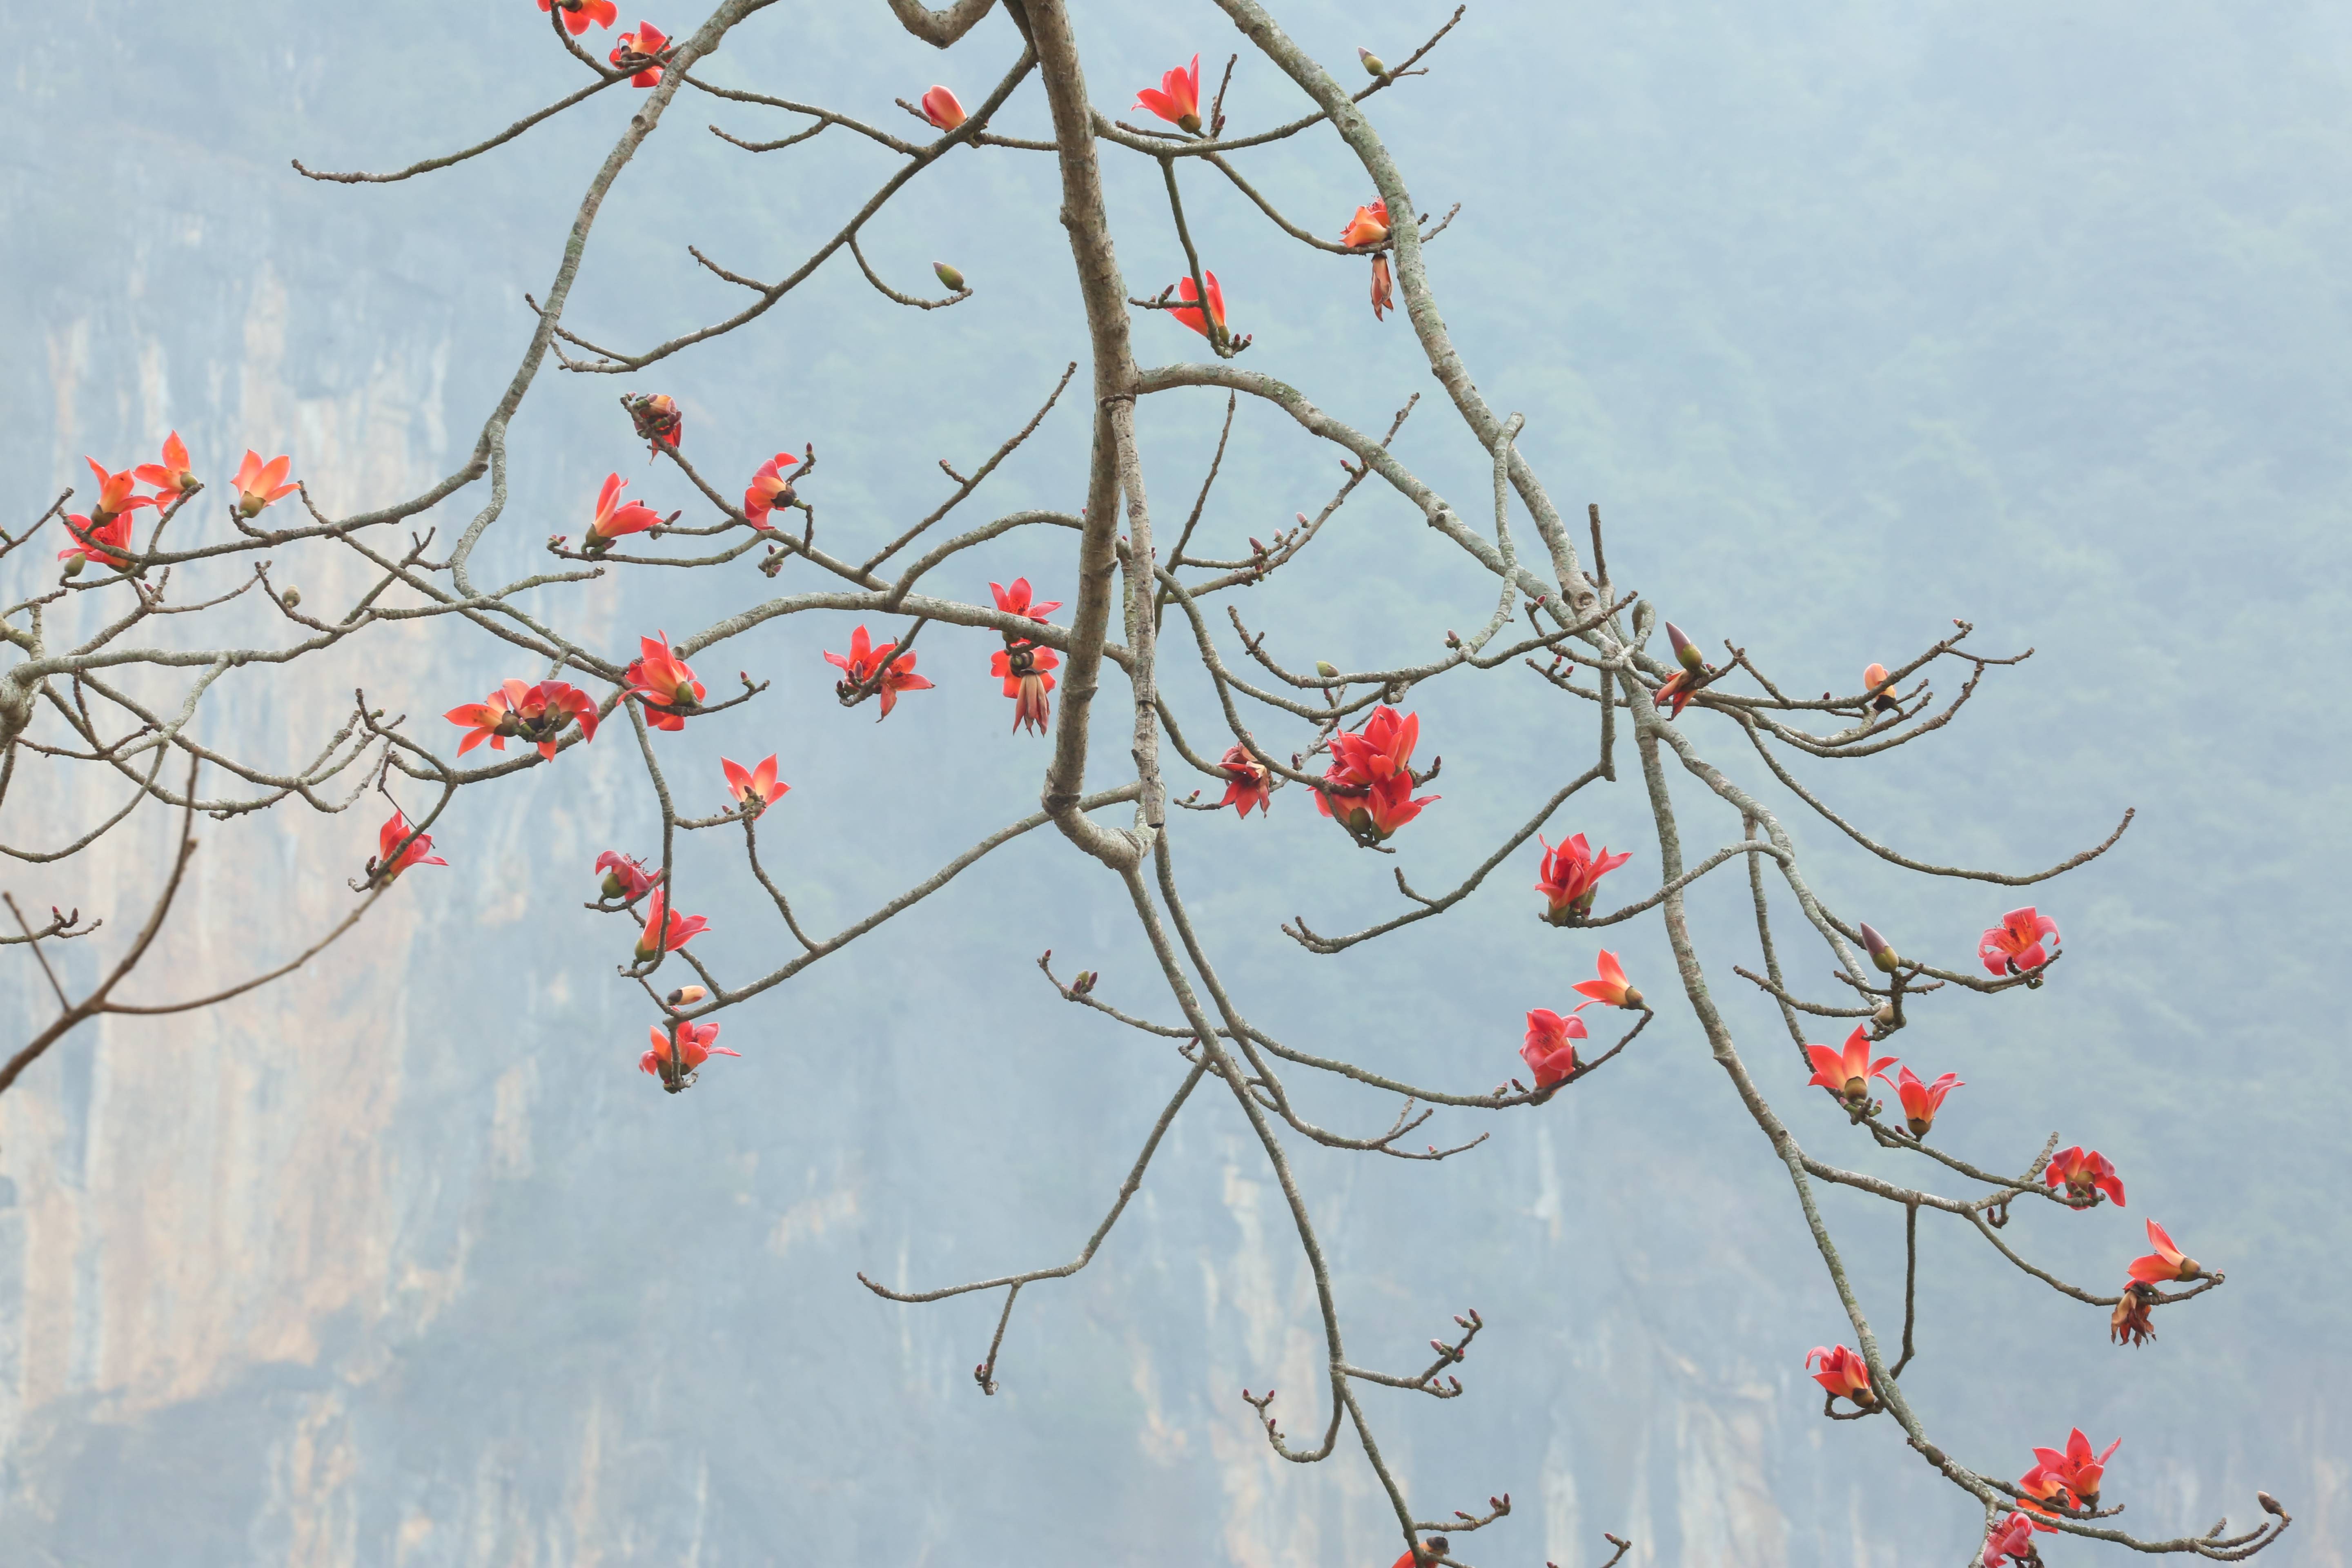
[1804, 1344, 1874, 1408]
[1521, 1008, 1587, 1090]
[624, 392, 682, 457]
[1314, 705, 1437, 843]
[595, 849, 660, 902]
[2045, 1145, 2125, 1209]
[2016, 1460, 2072, 1521]
[2033, 1428, 2122, 1510]
[641, 1018, 738, 1091]
[1134, 53, 1203, 132]
[920, 85, 966, 130]
[232, 450, 296, 518]
[539, 0, 619, 33]
[2127, 1219, 2201, 1284]
[444, 679, 599, 761]
[624, 632, 704, 728]
[584, 472, 662, 554]
[722, 754, 787, 816]
[58, 511, 136, 574]
[1216, 743, 1272, 819]
[825, 625, 933, 718]
[991, 642, 1060, 735]
[1571, 950, 1644, 1010]
[611, 20, 668, 86]
[1805, 1025, 1898, 1105]
[633, 887, 707, 962]
[1895, 1065, 1963, 1137]
[1535, 832, 1631, 925]
[989, 577, 1062, 621]
[374, 809, 447, 882]
[1170, 270, 1227, 338]
[742, 452, 800, 528]
[1980, 906, 2060, 978]
[2112, 1286, 2158, 1347]
[1983, 1511, 2041, 1568]
[134, 432, 199, 499]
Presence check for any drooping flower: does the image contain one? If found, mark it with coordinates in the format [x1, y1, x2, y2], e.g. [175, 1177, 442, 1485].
[2045, 1146, 2125, 1209]
[134, 432, 199, 499]
[1535, 833, 1631, 925]
[373, 809, 447, 882]
[991, 642, 1060, 735]
[1571, 950, 1644, 1010]
[1368, 254, 1395, 321]
[1894, 1065, 1963, 1137]
[722, 754, 787, 816]
[1980, 906, 2060, 978]
[1805, 1025, 1898, 1106]
[1313, 704, 1438, 843]
[2111, 1285, 2158, 1347]
[1216, 744, 1272, 818]
[622, 393, 682, 459]
[610, 21, 668, 87]
[633, 887, 708, 962]
[444, 679, 599, 761]
[2033, 1429, 2122, 1510]
[595, 849, 660, 902]
[641, 1018, 738, 1090]
[624, 632, 706, 729]
[2127, 1219, 2201, 1284]
[825, 625, 933, 718]
[1520, 1008, 1587, 1090]
[1134, 53, 1203, 132]
[232, 450, 296, 518]
[742, 452, 800, 528]
[1804, 1344, 1874, 1408]
[989, 577, 1062, 621]
[584, 472, 663, 554]
[1982, 1512, 2042, 1568]
[920, 85, 966, 130]
[539, 0, 619, 33]
[1170, 270, 1227, 338]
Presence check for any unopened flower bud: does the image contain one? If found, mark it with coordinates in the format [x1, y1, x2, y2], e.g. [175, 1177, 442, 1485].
[1665, 620, 1705, 673]
[667, 985, 707, 1007]
[1862, 662, 1890, 692]
[1071, 969, 1097, 996]
[1859, 922, 1901, 973]
[1358, 46, 1389, 77]
[1873, 1000, 1895, 1027]
[280, 586, 301, 608]
[1315, 660, 1339, 678]
[933, 260, 965, 292]
[61, 555, 86, 578]
[601, 871, 627, 899]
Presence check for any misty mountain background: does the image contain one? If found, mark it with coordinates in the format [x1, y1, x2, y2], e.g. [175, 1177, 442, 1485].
[2, 0, 2345, 1564]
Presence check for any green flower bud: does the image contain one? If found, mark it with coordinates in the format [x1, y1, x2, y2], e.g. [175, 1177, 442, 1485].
[933, 261, 966, 293]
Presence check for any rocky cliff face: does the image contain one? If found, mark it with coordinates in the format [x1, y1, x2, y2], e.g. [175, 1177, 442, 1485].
[3, 2, 2347, 1564]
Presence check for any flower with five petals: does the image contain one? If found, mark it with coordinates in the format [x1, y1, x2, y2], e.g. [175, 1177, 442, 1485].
[1134, 53, 1203, 132]
[824, 626, 933, 718]
[722, 754, 787, 817]
[2045, 1146, 2125, 1209]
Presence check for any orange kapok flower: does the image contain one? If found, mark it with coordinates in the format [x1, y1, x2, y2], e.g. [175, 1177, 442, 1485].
[722, 754, 787, 816]
[990, 577, 1062, 621]
[1804, 1344, 1875, 1408]
[1216, 743, 1272, 819]
[991, 642, 1060, 735]
[2127, 1219, 2201, 1284]
[920, 85, 966, 129]
[444, 679, 599, 761]
[1368, 254, 1395, 321]
[1895, 1065, 1962, 1136]
[825, 625, 933, 718]
[79, 456, 157, 530]
[595, 849, 660, 902]
[1862, 660, 1899, 713]
[584, 472, 662, 555]
[2111, 1285, 2158, 1347]
[633, 887, 708, 962]
[2034, 1429, 2122, 1509]
[1314, 704, 1438, 843]
[1134, 53, 1203, 132]
[232, 450, 296, 518]
[374, 809, 447, 882]
[742, 452, 800, 528]
[58, 510, 136, 574]
[624, 631, 705, 729]
[2045, 1145, 2125, 1209]
[1980, 906, 2060, 978]
[134, 432, 199, 499]
[1521, 1008, 1587, 1090]
[1535, 832, 1631, 925]
[641, 1018, 737, 1091]
[539, 0, 619, 33]
[1983, 1511, 2042, 1568]
[611, 20, 668, 86]
[1170, 270, 1227, 338]
[1340, 200, 1390, 249]
[1571, 949, 1644, 1010]
[1805, 1025, 1898, 1106]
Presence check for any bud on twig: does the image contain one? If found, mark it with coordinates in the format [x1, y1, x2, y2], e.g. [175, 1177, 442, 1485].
[1315, 660, 1339, 678]
[667, 985, 707, 1007]
[1858, 922, 1902, 973]
[1071, 969, 1097, 996]
[933, 260, 965, 292]
[1358, 45, 1389, 77]
[280, 586, 301, 608]
[1665, 620, 1705, 673]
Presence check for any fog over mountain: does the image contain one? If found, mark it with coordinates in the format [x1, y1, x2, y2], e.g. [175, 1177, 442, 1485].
[2, 2, 2347, 1564]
